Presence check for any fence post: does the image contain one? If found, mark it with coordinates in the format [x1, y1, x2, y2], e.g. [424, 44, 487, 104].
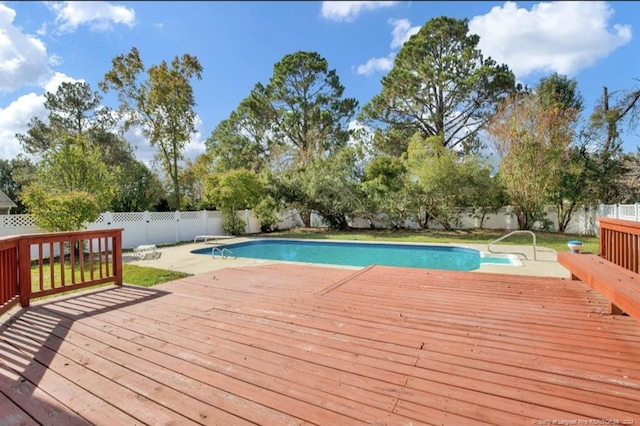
[636, 203, 640, 222]
[104, 211, 113, 228]
[175, 210, 180, 242]
[615, 203, 620, 219]
[143, 211, 150, 244]
[203, 209, 208, 235]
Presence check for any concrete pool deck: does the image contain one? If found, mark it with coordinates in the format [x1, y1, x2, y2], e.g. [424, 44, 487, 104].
[123, 237, 572, 278]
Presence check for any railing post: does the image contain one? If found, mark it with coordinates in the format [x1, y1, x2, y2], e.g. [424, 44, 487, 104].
[18, 238, 31, 307]
[113, 229, 123, 286]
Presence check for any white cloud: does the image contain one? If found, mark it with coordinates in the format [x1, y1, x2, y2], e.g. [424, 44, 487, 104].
[469, 1, 632, 78]
[357, 17, 418, 76]
[321, 1, 398, 22]
[0, 93, 46, 160]
[0, 3, 50, 93]
[0, 71, 204, 166]
[36, 22, 48, 36]
[389, 18, 420, 49]
[49, 1, 136, 33]
[0, 73, 82, 161]
[43, 72, 82, 93]
[357, 54, 395, 76]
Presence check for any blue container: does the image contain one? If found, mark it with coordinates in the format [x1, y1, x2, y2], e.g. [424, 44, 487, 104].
[567, 240, 583, 253]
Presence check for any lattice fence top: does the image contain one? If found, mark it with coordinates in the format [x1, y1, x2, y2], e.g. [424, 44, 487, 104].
[180, 211, 203, 220]
[619, 204, 637, 215]
[95, 214, 106, 224]
[149, 212, 175, 221]
[112, 212, 144, 223]
[2, 214, 36, 227]
[207, 211, 222, 219]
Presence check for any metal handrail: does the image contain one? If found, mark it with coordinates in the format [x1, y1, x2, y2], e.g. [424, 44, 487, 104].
[487, 230, 537, 261]
[211, 247, 236, 259]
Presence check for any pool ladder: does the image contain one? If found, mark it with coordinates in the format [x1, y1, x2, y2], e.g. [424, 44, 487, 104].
[212, 247, 237, 259]
[487, 230, 538, 261]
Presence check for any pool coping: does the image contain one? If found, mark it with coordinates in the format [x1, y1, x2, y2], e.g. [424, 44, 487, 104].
[191, 238, 526, 269]
[123, 236, 571, 278]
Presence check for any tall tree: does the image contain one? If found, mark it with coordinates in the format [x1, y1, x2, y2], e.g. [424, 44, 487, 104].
[361, 155, 410, 229]
[180, 153, 215, 210]
[405, 133, 495, 230]
[274, 147, 364, 230]
[109, 160, 165, 212]
[205, 100, 268, 173]
[360, 17, 516, 155]
[591, 81, 640, 154]
[100, 47, 203, 209]
[204, 169, 265, 235]
[23, 135, 116, 232]
[617, 149, 640, 203]
[17, 81, 115, 155]
[0, 156, 35, 214]
[587, 81, 640, 203]
[226, 50, 359, 226]
[488, 79, 578, 230]
[246, 51, 358, 166]
[536, 73, 585, 232]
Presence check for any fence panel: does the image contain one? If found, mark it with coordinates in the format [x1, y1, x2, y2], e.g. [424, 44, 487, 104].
[178, 211, 205, 242]
[144, 212, 175, 246]
[204, 211, 225, 236]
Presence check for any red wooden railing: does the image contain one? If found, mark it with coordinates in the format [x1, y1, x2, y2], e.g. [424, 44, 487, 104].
[599, 218, 640, 273]
[0, 229, 122, 316]
[0, 237, 19, 316]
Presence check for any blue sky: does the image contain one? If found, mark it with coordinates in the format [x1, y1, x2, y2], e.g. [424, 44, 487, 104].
[1, 1, 639, 164]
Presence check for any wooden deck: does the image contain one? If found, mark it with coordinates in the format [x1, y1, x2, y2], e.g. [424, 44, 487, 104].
[1, 263, 639, 425]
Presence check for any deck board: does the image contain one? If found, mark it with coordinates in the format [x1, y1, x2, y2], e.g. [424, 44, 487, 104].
[1, 263, 639, 425]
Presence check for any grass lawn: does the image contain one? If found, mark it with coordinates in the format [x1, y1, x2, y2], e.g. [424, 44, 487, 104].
[30, 260, 191, 302]
[122, 264, 191, 287]
[261, 228, 600, 254]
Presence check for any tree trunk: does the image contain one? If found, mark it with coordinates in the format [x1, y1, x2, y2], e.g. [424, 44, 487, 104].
[172, 155, 181, 210]
[300, 210, 311, 227]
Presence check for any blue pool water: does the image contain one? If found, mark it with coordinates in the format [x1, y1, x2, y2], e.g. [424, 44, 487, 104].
[191, 239, 514, 271]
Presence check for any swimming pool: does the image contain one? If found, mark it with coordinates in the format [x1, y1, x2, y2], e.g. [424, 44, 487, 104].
[190, 239, 518, 271]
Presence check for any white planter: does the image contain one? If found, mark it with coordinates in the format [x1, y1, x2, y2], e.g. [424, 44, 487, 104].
[567, 240, 583, 253]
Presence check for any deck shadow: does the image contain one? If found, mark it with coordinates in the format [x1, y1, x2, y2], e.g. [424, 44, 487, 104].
[0, 285, 170, 424]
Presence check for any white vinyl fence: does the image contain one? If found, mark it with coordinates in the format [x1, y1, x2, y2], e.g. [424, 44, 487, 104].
[342, 205, 599, 235]
[0, 209, 300, 249]
[597, 203, 640, 221]
[0, 204, 633, 248]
